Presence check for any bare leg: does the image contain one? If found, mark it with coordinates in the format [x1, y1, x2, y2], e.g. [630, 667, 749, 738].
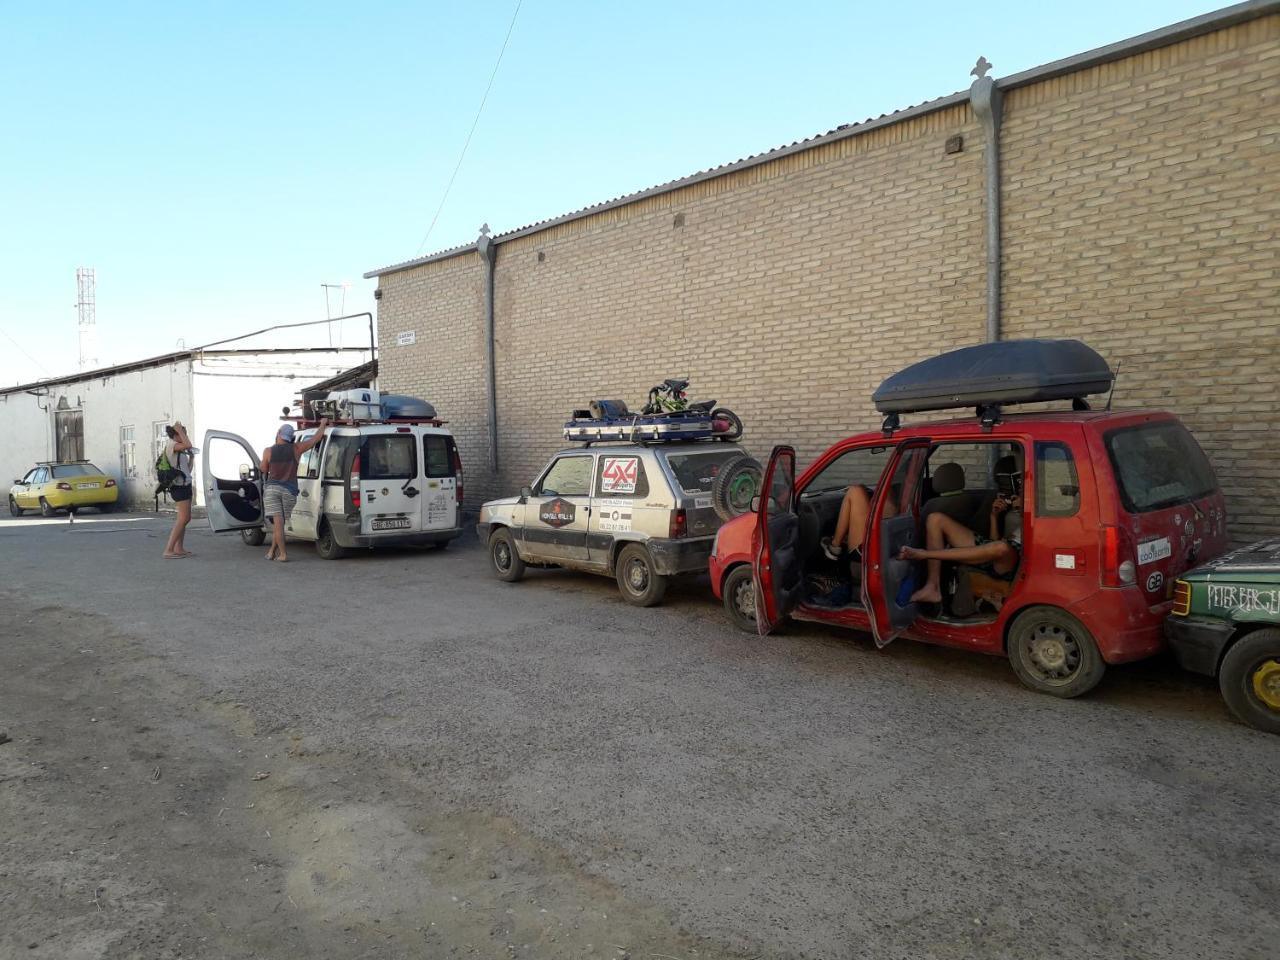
[903, 512, 978, 603]
[827, 486, 872, 558]
[272, 515, 287, 561]
[163, 500, 191, 557]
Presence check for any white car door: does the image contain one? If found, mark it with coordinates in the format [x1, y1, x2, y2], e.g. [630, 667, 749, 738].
[202, 430, 264, 533]
[287, 435, 324, 540]
[420, 432, 459, 531]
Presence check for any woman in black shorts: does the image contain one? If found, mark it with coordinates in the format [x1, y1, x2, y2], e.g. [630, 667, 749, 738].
[162, 422, 195, 559]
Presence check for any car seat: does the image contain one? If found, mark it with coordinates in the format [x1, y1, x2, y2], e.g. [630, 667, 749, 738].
[921, 462, 988, 532]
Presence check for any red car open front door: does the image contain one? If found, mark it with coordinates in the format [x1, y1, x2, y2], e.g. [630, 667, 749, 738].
[753, 445, 802, 634]
[863, 440, 930, 648]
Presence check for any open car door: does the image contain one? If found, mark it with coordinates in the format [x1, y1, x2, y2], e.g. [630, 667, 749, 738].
[202, 430, 264, 533]
[753, 445, 803, 634]
[863, 439, 930, 648]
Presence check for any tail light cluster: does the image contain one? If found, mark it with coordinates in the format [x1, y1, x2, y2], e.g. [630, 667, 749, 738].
[670, 508, 688, 539]
[1101, 525, 1137, 587]
[350, 452, 361, 509]
[105, 479, 116, 487]
[1171, 580, 1192, 616]
[56, 482, 72, 491]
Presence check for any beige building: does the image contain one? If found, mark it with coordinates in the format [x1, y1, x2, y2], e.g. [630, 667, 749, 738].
[367, 3, 1279, 543]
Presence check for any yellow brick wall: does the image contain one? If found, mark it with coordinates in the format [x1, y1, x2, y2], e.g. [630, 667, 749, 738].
[1001, 15, 1280, 543]
[375, 14, 1280, 543]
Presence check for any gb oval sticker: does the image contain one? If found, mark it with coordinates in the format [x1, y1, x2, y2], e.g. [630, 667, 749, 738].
[1146, 571, 1164, 593]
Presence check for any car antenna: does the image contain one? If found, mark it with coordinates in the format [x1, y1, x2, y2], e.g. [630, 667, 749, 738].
[1104, 361, 1121, 411]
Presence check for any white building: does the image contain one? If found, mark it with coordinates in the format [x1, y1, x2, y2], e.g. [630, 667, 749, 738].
[1, 336, 372, 508]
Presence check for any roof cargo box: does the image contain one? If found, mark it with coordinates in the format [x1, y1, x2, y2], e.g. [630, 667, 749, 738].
[873, 339, 1114, 415]
[380, 394, 437, 419]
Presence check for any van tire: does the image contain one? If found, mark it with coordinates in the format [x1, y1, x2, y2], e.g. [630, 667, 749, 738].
[1218, 628, 1280, 734]
[489, 528, 525, 582]
[39, 497, 56, 517]
[1007, 606, 1105, 698]
[240, 527, 266, 547]
[722, 565, 757, 633]
[315, 521, 347, 560]
[711, 455, 763, 522]
[615, 543, 668, 607]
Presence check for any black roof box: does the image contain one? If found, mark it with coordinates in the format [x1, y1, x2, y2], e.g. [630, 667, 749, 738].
[380, 394, 437, 419]
[873, 339, 1113, 415]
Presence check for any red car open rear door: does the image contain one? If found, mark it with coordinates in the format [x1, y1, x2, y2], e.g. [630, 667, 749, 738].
[863, 440, 930, 648]
[753, 445, 802, 634]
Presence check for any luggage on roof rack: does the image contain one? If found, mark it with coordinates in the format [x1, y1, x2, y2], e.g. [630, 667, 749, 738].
[873, 339, 1114, 415]
[380, 394, 437, 419]
[563, 410, 732, 444]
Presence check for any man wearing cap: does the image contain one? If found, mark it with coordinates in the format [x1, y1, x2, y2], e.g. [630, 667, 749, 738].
[261, 418, 329, 562]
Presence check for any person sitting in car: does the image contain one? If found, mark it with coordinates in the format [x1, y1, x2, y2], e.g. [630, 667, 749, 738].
[898, 454, 1024, 604]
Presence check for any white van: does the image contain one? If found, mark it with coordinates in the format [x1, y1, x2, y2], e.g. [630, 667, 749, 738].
[202, 420, 463, 558]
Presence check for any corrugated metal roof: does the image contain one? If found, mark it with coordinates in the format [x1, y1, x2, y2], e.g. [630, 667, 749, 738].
[364, 0, 1277, 280]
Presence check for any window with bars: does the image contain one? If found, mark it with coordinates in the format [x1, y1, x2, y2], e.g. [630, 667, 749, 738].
[120, 425, 137, 479]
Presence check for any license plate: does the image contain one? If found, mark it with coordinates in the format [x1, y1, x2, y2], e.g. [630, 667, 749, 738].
[77, 482, 101, 489]
[371, 517, 411, 531]
[1137, 536, 1171, 565]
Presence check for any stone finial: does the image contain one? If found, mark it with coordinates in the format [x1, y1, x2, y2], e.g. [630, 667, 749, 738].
[478, 223, 491, 237]
[970, 56, 993, 80]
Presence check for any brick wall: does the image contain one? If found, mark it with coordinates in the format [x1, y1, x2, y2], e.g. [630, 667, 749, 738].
[1001, 15, 1280, 543]
[375, 14, 1280, 541]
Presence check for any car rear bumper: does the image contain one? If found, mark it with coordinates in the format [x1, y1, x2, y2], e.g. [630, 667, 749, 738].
[1164, 616, 1232, 677]
[47, 489, 119, 508]
[648, 536, 714, 576]
[334, 517, 462, 549]
[1067, 587, 1167, 664]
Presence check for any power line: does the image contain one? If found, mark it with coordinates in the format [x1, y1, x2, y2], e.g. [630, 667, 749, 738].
[0, 325, 52, 378]
[415, 0, 523, 256]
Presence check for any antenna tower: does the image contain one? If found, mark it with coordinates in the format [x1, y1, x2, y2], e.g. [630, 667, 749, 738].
[76, 266, 97, 371]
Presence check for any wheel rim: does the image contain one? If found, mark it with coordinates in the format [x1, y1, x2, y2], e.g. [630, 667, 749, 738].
[1251, 659, 1280, 711]
[1021, 622, 1082, 683]
[625, 557, 649, 593]
[494, 539, 512, 572]
[727, 473, 758, 512]
[733, 575, 756, 622]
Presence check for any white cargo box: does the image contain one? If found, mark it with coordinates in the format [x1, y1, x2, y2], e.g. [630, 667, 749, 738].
[328, 388, 381, 421]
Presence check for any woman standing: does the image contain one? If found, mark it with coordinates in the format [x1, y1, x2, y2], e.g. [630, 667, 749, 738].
[162, 421, 194, 559]
[261, 419, 329, 562]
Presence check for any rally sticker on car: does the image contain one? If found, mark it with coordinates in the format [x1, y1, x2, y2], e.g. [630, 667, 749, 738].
[539, 497, 576, 528]
[600, 457, 638, 494]
[1137, 536, 1172, 565]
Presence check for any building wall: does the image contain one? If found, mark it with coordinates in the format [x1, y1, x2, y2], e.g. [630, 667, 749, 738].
[376, 14, 1280, 541]
[0, 361, 195, 508]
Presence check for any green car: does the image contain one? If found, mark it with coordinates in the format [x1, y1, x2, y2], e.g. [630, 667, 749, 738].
[1167, 538, 1280, 734]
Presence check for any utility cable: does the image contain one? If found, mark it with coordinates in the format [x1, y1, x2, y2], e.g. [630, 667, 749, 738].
[415, 0, 523, 256]
[0, 325, 52, 378]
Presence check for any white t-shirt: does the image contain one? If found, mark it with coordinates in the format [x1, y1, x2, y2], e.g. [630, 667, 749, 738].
[165, 439, 192, 486]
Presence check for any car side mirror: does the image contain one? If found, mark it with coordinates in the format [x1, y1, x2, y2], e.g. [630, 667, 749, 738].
[750, 495, 761, 513]
[239, 464, 251, 480]
[519, 485, 533, 503]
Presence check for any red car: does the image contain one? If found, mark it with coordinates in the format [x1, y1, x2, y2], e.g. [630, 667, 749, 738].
[710, 345, 1228, 698]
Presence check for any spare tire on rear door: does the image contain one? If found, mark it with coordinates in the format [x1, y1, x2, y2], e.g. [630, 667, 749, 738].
[711, 454, 763, 522]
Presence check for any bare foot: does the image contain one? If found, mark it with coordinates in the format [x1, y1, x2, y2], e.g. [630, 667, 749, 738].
[275, 555, 288, 563]
[909, 583, 942, 603]
[180, 550, 194, 557]
[265, 550, 277, 560]
[899, 545, 926, 561]
[162, 552, 184, 560]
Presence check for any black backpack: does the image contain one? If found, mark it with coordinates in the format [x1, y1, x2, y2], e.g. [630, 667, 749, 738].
[155, 449, 180, 492]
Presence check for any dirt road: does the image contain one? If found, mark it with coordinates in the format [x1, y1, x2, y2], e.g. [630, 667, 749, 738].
[1, 513, 1275, 959]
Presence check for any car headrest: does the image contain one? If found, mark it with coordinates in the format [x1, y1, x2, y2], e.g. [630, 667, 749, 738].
[932, 462, 965, 495]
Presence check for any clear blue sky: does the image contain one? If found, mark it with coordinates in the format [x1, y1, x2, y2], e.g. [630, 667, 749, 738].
[0, 0, 1221, 386]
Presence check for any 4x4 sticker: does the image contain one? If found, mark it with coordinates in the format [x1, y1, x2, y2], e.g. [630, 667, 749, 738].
[601, 457, 638, 494]
[539, 497, 576, 528]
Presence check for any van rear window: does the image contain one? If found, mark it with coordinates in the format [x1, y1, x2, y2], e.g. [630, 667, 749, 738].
[1104, 422, 1217, 513]
[663, 450, 744, 495]
[362, 435, 417, 480]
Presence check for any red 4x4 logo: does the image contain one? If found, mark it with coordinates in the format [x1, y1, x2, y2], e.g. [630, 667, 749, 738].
[601, 457, 638, 493]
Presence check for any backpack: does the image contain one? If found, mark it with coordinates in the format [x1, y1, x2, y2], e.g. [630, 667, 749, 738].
[155, 448, 180, 492]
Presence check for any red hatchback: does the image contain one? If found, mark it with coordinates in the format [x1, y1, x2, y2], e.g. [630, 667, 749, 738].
[710, 406, 1228, 698]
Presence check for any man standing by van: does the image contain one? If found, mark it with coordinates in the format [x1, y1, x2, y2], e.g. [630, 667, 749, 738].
[261, 419, 329, 562]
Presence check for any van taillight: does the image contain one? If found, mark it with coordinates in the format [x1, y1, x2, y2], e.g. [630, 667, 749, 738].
[1171, 580, 1191, 616]
[1101, 525, 1136, 586]
[350, 452, 361, 509]
[670, 508, 687, 539]
[452, 447, 463, 505]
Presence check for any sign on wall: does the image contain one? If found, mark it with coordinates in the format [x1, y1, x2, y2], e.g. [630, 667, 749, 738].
[396, 331, 416, 347]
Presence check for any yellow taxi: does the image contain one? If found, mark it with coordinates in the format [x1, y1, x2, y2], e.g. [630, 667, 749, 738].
[8, 461, 120, 516]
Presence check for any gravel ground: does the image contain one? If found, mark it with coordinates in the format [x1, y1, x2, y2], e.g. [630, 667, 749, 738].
[0, 512, 1276, 959]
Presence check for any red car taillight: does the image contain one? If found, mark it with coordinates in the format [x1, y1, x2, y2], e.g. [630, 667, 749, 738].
[452, 448, 464, 505]
[105, 479, 116, 487]
[350, 452, 361, 509]
[1171, 580, 1191, 616]
[56, 482, 72, 491]
[669, 508, 687, 539]
[1100, 525, 1137, 587]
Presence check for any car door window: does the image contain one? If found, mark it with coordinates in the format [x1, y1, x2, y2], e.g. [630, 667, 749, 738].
[595, 455, 648, 498]
[21, 469, 38, 484]
[539, 457, 592, 496]
[33, 468, 48, 484]
[298, 445, 321, 480]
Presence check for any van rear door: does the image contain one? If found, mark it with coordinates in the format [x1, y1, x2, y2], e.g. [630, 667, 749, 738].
[1100, 418, 1228, 598]
[421, 432, 460, 531]
[357, 429, 422, 536]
